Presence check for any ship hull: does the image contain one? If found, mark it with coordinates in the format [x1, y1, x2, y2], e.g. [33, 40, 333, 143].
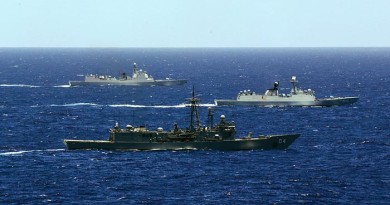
[69, 79, 187, 86]
[215, 97, 358, 107]
[64, 134, 299, 151]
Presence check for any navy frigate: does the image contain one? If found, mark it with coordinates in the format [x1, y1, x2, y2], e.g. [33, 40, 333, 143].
[63, 88, 299, 151]
[215, 76, 359, 107]
[69, 63, 187, 86]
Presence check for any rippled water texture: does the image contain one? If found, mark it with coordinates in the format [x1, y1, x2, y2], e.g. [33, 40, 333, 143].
[0, 48, 389, 204]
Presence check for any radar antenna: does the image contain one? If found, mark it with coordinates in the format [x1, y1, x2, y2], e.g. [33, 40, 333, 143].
[290, 76, 298, 94]
[132, 63, 138, 78]
[272, 81, 279, 96]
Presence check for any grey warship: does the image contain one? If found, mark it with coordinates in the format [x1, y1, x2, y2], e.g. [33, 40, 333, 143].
[69, 63, 187, 86]
[63, 88, 299, 151]
[215, 76, 359, 107]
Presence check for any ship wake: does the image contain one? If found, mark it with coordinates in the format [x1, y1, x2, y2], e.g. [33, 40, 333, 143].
[109, 103, 216, 108]
[0, 84, 40, 88]
[46, 103, 216, 108]
[0, 149, 65, 156]
[50, 103, 100, 107]
[53, 84, 71, 88]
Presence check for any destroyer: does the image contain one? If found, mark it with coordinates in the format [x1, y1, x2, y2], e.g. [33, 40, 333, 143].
[69, 63, 187, 86]
[64, 88, 299, 151]
[215, 76, 358, 107]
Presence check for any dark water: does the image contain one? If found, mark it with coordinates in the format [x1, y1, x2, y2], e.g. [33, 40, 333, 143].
[0, 48, 389, 204]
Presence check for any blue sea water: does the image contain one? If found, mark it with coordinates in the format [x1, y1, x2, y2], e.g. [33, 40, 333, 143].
[0, 48, 389, 204]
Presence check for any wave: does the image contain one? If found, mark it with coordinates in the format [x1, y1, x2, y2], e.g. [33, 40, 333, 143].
[53, 84, 71, 88]
[0, 84, 40, 88]
[0, 150, 32, 155]
[50, 103, 100, 107]
[0, 84, 72, 88]
[0, 149, 65, 156]
[41, 103, 217, 108]
[198, 103, 217, 107]
[108, 103, 216, 108]
[109, 104, 187, 108]
[44, 103, 216, 108]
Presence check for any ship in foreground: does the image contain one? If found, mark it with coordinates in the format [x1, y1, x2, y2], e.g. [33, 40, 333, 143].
[63, 88, 300, 151]
[69, 63, 187, 86]
[215, 76, 358, 107]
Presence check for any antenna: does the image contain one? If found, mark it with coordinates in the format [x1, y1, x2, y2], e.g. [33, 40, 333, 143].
[290, 76, 298, 94]
[207, 107, 214, 129]
[133, 63, 138, 78]
[188, 86, 200, 131]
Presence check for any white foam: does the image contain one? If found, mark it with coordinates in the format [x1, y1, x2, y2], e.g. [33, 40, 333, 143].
[0, 84, 40, 88]
[108, 103, 216, 108]
[198, 103, 217, 107]
[45, 149, 65, 152]
[53, 84, 71, 88]
[0, 149, 64, 156]
[50, 103, 100, 107]
[109, 104, 187, 108]
[42, 102, 216, 108]
[0, 150, 32, 156]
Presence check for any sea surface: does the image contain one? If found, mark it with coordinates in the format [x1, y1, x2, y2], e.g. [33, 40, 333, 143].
[0, 48, 389, 204]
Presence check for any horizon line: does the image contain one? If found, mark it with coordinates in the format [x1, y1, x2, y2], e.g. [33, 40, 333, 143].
[1, 46, 390, 49]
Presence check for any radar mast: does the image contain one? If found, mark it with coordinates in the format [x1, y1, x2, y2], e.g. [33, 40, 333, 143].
[290, 76, 298, 94]
[188, 86, 200, 131]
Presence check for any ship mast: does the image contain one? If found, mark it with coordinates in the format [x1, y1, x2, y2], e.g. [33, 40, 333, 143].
[207, 107, 214, 130]
[188, 86, 200, 131]
[132, 63, 138, 78]
[290, 76, 298, 94]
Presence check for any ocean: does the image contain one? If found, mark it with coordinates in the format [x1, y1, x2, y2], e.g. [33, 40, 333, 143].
[0, 48, 389, 204]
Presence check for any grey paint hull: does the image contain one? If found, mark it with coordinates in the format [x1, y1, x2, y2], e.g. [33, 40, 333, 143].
[215, 97, 359, 107]
[64, 134, 299, 151]
[69, 79, 187, 86]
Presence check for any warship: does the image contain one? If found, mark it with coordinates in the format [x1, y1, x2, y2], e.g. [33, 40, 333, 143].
[215, 76, 359, 107]
[69, 63, 187, 86]
[63, 88, 300, 151]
